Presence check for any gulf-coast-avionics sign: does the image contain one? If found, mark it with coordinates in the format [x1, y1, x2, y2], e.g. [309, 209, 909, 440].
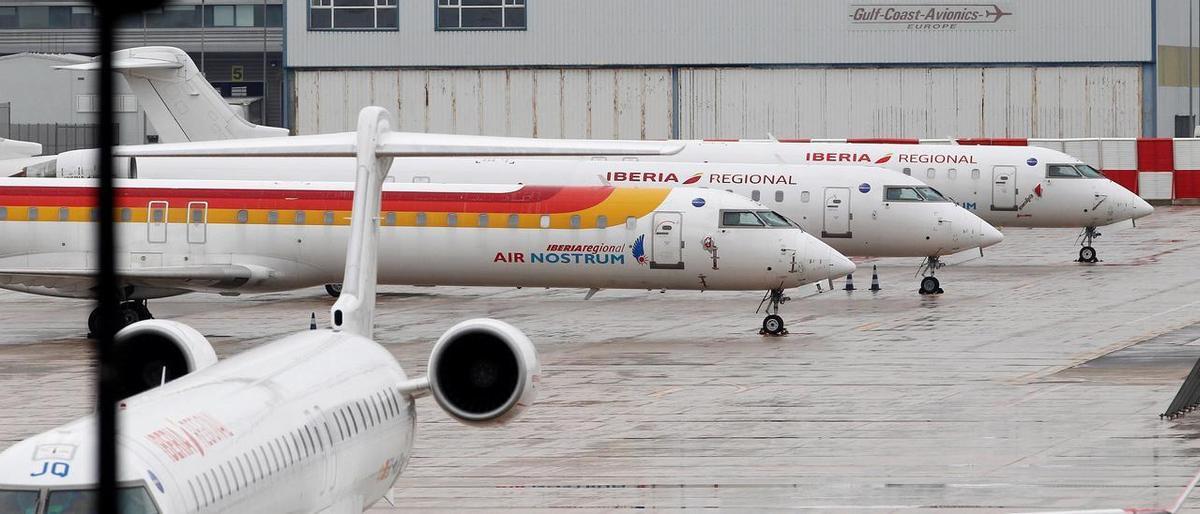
[849, 3, 1012, 30]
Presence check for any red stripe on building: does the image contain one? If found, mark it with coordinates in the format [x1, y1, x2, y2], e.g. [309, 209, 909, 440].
[1100, 170, 1139, 195]
[1175, 171, 1200, 199]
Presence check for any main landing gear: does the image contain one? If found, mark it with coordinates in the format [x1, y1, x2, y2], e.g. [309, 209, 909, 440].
[87, 300, 154, 338]
[757, 288, 789, 336]
[325, 283, 343, 298]
[1077, 227, 1100, 263]
[917, 256, 945, 295]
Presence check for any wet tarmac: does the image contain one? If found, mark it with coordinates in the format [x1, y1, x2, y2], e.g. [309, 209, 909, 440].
[1, 207, 1199, 513]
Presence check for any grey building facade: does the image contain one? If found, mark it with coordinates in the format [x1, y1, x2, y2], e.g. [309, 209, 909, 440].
[0, 0, 283, 148]
[284, 0, 1196, 139]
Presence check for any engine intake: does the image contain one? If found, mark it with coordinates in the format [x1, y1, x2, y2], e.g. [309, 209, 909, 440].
[113, 320, 218, 399]
[427, 319, 539, 426]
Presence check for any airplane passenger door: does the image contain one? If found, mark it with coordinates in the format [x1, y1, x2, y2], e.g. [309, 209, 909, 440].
[650, 212, 684, 269]
[147, 201, 168, 243]
[821, 187, 851, 238]
[991, 166, 1018, 211]
[187, 201, 207, 244]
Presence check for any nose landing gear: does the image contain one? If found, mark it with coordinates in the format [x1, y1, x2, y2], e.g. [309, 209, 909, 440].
[917, 256, 945, 295]
[757, 288, 789, 336]
[1077, 227, 1100, 263]
[87, 300, 154, 338]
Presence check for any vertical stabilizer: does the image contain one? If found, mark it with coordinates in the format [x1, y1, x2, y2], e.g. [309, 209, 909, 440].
[57, 47, 288, 143]
[330, 107, 393, 338]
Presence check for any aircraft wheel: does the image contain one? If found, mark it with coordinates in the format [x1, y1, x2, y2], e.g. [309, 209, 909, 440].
[762, 315, 785, 336]
[919, 276, 940, 295]
[1079, 246, 1097, 263]
[325, 283, 343, 298]
[131, 302, 153, 321]
[118, 305, 141, 328]
[87, 308, 102, 337]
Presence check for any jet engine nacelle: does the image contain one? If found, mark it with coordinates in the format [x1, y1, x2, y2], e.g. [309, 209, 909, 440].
[113, 319, 219, 399]
[427, 318, 540, 426]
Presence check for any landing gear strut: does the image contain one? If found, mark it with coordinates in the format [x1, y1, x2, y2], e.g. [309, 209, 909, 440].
[1077, 227, 1100, 263]
[87, 300, 154, 338]
[917, 256, 944, 295]
[757, 288, 789, 336]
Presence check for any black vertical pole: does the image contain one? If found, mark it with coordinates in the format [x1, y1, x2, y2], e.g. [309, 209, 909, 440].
[94, 4, 119, 512]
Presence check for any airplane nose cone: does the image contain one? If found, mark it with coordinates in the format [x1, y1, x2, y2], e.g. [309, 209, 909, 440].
[1132, 196, 1154, 220]
[979, 221, 1004, 248]
[829, 250, 856, 279]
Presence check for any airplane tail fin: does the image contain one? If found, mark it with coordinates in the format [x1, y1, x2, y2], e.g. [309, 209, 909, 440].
[57, 46, 288, 143]
[330, 107, 392, 339]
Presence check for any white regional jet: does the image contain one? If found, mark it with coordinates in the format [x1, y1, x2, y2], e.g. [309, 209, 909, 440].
[629, 140, 1155, 264]
[121, 158, 1000, 295]
[0, 107, 544, 514]
[0, 177, 846, 335]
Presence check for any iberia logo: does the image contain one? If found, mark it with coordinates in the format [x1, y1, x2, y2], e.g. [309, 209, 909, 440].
[681, 173, 703, 185]
[632, 235, 647, 265]
[875, 153, 893, 164]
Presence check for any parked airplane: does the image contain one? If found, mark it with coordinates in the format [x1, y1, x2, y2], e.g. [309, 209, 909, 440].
[625, 140, 1154, 263]
[0, 106, 543, 514]
[0, 178, 849, 335]
[117, 157, 999, 295]
[58, 46, 287, 143]
[62, 46, 1151, 266]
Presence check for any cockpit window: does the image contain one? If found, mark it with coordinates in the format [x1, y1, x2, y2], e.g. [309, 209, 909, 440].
[1074, 164, 1105, 178]
[0, 489, 38, 514]
[885, 187, 924, 202]
[1047, 164, 1083, 178]
[915, 186, 951, 202]
[42, 486, 159, 514]
[722, 211, 765, 227]
[755, 210, 794, 227]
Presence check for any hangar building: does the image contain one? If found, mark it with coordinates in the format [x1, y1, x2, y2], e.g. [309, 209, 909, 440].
[284, 0, 1198, 140]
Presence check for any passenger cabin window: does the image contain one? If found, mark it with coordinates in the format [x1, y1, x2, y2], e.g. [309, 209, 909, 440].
[447, 213, 458, 226]
[267, 210, 278, 224]
[323, 211, 334, 225]
[721, 210, 765, 227]
[570, 214, 581, 229]
[27, 206, 37, 220]
[903, 167, 912, 176]
[926, 168, 935, 179]
[971, 168, 981, 179]
[416, 212, 427, 226]
[947, 168, 957, 180]
[775, 190, 784, 203]
[539, 215, 550, 228]
[507, 214, 519, 228]
[1047, 164, 1082, 178]
[751, 190, 761, 202]
[0, 207, 7, 220]
[885, 187, 924, 202]
[477, 213, 488, 227]
[120, 207, 131, 222]
[800, 191, 810, 203]
[236, 210, 249, 223]
[294, 211, 306, 224]
[59, 206, 69, 221]
[596, 215, 608, 228]
[625, 216, 636, 230]
[385, 212, 396, 225]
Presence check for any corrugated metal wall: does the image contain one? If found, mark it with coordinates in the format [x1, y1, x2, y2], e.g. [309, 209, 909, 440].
[293, 69, 674, 139]
[286, 0, 1151, 68]
[680, 66, 1142, 139]
[293, 65, 1142, 139]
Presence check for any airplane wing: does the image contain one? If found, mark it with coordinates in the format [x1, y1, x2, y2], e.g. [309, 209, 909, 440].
[114, 131, 685, 158]
[0, 265, 258, 296]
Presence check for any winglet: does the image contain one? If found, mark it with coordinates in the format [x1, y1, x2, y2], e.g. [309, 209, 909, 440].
[330, 107, 393, 338]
